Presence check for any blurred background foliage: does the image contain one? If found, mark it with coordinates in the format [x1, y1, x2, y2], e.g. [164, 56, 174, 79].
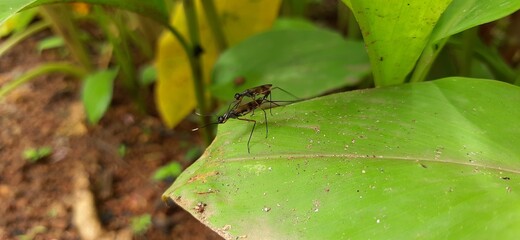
[1, 0, 519, 138]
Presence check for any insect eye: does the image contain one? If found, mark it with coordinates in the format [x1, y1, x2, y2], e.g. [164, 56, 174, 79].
[234, 93, 240, 99]
[218, 116, 224, 123]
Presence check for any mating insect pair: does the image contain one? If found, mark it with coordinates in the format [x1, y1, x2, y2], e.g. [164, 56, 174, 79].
[193, 84, 298, 153]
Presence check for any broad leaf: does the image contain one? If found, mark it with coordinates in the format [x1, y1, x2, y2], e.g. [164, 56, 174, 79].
[155, 0, 281, 128]
[0, 0, 168, 25]
[0, 8, 38, 37]
[342, 0, 452, 86]
[431, 0, 520, 43]
[0, 1, 34, 25]
[81, 68, 118, 124]
[164, 78, 520, 239]
[211, 25, 370, 101]
[412, 0, 520, 82]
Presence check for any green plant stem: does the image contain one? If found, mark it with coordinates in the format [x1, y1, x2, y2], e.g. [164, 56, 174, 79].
[163, 24, 190, 60]
[410, 38, 449, 82]
[0, 62, 87, 99]
[183, 0, 213, 146]
[201, 0, 227, 52]
[458, 28, 478, 77]
[447, 37, 516, 84]
[0, 21, 50, 57]
[184, 1, 201, 45]
[40, 5, 93, 71]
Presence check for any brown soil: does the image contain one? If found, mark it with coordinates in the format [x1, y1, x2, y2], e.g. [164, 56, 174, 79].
[0, 31, 222, 239]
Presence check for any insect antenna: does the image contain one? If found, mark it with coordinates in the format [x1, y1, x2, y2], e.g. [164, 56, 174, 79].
[271, 86, 301, 100]
[192, 121, 219, 131]
[194, 112, 216, 117]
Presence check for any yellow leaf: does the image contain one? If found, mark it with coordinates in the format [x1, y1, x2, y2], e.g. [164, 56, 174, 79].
[155, 0, 281, 128]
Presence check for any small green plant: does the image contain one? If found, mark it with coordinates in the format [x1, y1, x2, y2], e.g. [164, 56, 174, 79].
[22, 146, 52, 163]
[152, 162, 182, 181]
[130, 214, 151, 235]
[138, 64, 157, 86]
[36, 36, 64, 53]
[16, 225, 47, 240]
[117, 143, 127, 158]
[1, 3, 164, 123]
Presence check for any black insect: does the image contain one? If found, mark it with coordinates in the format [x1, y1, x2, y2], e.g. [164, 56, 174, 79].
[228, 84, 298, 114]
[234, 84, 274, 102]
[194, 98, 269, 153]
[193, 84, 299, 153]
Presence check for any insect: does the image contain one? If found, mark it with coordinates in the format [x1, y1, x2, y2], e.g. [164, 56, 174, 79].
[234, 84, 274, 102]
[227, 84, 299, 116]
[193, 98, 273, 153]
[194, 84, 299, 153]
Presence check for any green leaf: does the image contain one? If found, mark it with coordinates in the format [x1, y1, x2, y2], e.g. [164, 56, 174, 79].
[0, 0, 168, 26]
[431, 0, 520, 43]
[411, 0, 520, 82]
[152, 162, 182, 181]
[211, 26, 370, 101]
[37, 36, 64, 53]
[164, 78, 520, 239]
[130, 214, 151, 235]
[117, 143, 127, 157]
[0, 1, 34, 26]
[138, 64, 156, 86]
[343, 0, 452, 86]
[0, 8, 38, 37]
[81, 68, 118, 124]
[22, 146, 53, 162]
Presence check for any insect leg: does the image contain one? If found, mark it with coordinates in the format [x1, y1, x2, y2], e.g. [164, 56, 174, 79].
[267, 92, 274, 115]
[259, 107, 268, 138]
[237, 117, 256, 154]
[226, 99, 242, 115]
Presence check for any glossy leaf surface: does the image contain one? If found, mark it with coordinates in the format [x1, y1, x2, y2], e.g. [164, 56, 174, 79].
[164, 78, 520, 239]
[342, 0, 452, 86]
[412, 0, 520, 82]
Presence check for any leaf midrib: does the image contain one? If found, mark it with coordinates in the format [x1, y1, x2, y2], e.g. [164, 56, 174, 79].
[219, 153, 520, 174]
